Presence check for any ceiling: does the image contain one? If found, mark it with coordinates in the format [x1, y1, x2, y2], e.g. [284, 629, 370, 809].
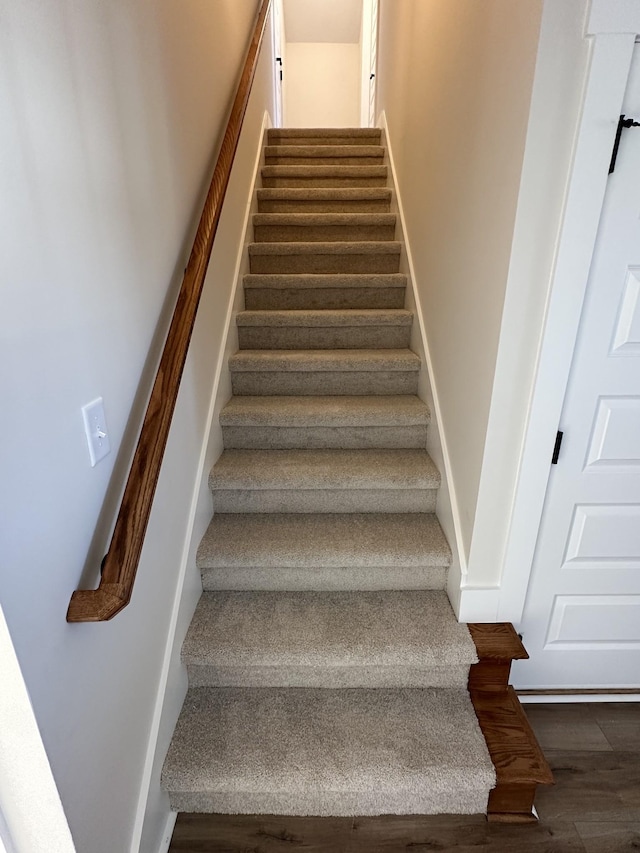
[283, 0, 363, 43]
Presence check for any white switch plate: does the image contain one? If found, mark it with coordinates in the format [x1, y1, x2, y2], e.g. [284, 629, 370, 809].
[81, 397, 111, 467]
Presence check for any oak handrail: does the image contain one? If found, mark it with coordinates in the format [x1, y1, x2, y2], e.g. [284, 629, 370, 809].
[67, 0, 272, 622]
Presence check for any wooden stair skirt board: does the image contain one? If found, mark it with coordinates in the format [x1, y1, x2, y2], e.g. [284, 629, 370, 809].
[469, 623, 554, 823]
[161, 127, 552, 827]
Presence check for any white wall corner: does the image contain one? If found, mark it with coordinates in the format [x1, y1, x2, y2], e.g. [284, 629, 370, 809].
[131, 111, 271, 853]
[156, 812, 177, 853]
[379, 110, 468, 616]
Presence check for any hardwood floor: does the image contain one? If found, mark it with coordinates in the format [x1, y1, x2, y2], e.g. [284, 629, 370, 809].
[168, 702, 640, 852]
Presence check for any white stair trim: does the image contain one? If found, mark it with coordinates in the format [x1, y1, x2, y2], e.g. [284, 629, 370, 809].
[379, 111, 466, 616]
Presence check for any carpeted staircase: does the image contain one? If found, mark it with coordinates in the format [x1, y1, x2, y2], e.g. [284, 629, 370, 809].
[161, 128, 498, 816]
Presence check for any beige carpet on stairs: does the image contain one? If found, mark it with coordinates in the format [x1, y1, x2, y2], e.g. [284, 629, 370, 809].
[161, 127, 495, 816]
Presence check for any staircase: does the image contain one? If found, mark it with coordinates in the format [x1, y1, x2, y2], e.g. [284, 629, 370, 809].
[162, 128, 550, 821]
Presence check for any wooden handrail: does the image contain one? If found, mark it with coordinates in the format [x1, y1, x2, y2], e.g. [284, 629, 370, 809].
[67, 0, 272, 622]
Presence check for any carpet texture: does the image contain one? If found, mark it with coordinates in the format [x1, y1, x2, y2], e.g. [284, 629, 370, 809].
[182, 589, 476, 688]
[161, 127, 496, 817]
[162, 688, 495, 815]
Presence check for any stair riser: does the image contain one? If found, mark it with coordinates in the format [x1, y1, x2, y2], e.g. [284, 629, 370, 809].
[211, 489, 437, 513]
[230, 371, 419, 396]
[249, 253, 401, 275]
[267, 135, 382, 146]
[237, 326, 410, 350]
[258, 199, 391, 213]
[221, 424, 428, 449]
[244, 288, 405, 310]
[262, 175, 388, 188]
[254, 224, 395, 242]
[200, 564, 447, 592]
[167, 788, 490, 818]
[265, 155, 384, 166]
[186, 665, 469, 689]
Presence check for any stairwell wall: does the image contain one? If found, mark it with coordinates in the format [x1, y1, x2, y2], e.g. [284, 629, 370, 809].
[376, 0, 591, 616]
[0, 2, 274, 851]
[375, 0, 543, 597]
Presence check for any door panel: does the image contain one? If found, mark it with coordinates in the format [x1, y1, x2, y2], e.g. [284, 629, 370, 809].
[368, 0, 378, 127]
[515, 46, 640, 689]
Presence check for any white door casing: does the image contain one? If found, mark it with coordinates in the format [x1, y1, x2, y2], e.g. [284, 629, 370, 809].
[514, 45, 640, 690]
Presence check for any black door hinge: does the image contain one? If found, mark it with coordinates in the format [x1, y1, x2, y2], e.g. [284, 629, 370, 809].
[551, 430, 563, 465]
[609, 114, 640, 174]
[276, 57, 283, 82]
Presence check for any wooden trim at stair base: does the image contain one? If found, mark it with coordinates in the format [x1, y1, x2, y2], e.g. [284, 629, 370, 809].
[470, 686, 553, 824]
[487, 784, 539, 823]
[66, 0, 272, 623]
[467, 622, 528, 692]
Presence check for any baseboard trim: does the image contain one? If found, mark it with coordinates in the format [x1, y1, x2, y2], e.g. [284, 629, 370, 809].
[518, 689, 640, 703]
[457, 587, 502, 623]
[378, 110, 468, 614]
[157, 812, 177, 853]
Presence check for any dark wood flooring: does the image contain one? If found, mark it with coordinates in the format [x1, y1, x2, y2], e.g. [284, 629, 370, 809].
[168, 702, 640, 852]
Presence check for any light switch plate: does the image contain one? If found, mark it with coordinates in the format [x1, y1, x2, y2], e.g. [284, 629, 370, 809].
[82, 397, 111, 467]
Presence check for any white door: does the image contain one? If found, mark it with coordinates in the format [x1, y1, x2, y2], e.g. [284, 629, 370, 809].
[514, 46, 640, 690]
[368, 0, 379, 127]
[360, 0, 379, 128]
[272, 0, 284, 127]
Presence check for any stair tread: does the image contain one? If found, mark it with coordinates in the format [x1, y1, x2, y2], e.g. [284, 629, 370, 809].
[243, 273, 407, 289]
[183, 589, 475, 670]
[262, 165, 388, 177]
[197, 512, 451, 569]
[220, 395, 428, 426]
[268, 128, 381, 139]
[468, 623, 529, 663]
[253, 213, 396, 226]
[230, 349, 420, 371]
[236, 309, 412, 327]
[210, 448, 440, 490]
[162, 686, 496, 815]
[471, 687, 554, 786]
[257, 188, 392, 200]
[265, 145, 384, 158]
[248, 241, 401, 255]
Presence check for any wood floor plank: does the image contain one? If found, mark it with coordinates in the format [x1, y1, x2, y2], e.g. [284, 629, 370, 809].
[574, 820, 640, 853]
[347, 815, 585, 851]
[169, 813, 353, 852]
[532, 750, 637, 823]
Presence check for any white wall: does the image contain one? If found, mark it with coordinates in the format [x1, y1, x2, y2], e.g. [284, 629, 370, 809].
[138, 27, 276, 853]
[376, 0, 543, 570]
[284, 42, 361, 127]
[0, 1, 274, 851]
[376, 0, 593, 617]
[473, 0, 591, 608]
